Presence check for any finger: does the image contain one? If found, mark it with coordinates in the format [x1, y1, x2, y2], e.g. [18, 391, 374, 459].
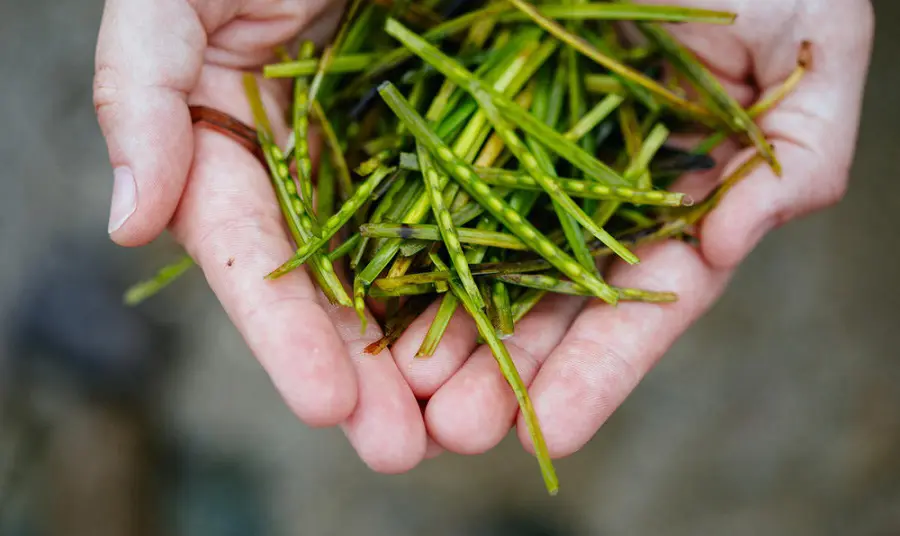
[201, 0, 343, 67]
[424, 293, 585, 454]
[390, 297, 479, 399]
[328, 303, 429, 474]
[94, 0, 205, 245]
[176, 69, 426, 474]
[516, 242, 731, 457]
[700, 2, 874, 269]
[172, 124, 359, 427]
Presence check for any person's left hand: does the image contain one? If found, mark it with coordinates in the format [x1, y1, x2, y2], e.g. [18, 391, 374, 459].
[386, 0, 874, 461]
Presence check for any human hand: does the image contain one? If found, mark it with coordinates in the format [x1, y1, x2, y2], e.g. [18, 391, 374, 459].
[94, 0, 431, 472]
[384, 0, 874, 460]
[95, 0, 874, 475]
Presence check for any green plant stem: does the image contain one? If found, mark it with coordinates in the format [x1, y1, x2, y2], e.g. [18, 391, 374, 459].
[361, 223, 528, 250]
[416, 293, 460, 357]
[583, 74, 625, 95]
[328, 233, 362, 261]
[124, 255, 194, 306]
[418, 144, 485, 310]
[496, 274, 678, 302]
[566, 93, 624, 142]
[307, 0, 364, 107]
[510, 288, 545, 323]
[293, 41, 316, 203]
[317, 151, 336, 222]
[352, 175, 409, 269]
[312, 101, 355, 203]
[427, 254, 558, 495]
[265, 53, 380, 78]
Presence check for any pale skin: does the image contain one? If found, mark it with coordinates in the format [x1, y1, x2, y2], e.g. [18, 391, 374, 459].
[95, 0, 874, 472]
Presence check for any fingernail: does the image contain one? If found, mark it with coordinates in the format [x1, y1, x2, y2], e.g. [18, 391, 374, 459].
[108, 167, 136, 233]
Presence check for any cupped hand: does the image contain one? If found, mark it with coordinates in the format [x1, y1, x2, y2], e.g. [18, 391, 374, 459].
[94, 0, 429, 473]
[95, 0, 874, 474]
[387, 0, 874, 460]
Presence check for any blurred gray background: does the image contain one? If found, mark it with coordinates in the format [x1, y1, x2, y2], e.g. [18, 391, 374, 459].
[1, 1, 898, 535]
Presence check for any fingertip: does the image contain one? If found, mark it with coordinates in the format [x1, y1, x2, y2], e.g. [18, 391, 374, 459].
[107, 166, 137, 237]
[391, 300, 478, 398]
[102, 93, 195, 246]
[346, 411, 427, 474]
[94, 0, 204, 246]
[424, 349, 519, 455]
[250, 303, 360, 429]
[281, 359, 359, 429]
[341, 349, 428, 474]
[425, 385, 508, 455]
[701, 213, 775, 271]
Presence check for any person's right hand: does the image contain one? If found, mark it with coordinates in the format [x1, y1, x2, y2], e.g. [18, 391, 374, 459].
[94, 0, 430, 472]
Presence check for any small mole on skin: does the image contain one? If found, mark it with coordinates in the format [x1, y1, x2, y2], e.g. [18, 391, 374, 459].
[226, 257, 235, 267]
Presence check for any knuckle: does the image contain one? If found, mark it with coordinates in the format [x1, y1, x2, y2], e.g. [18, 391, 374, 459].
[92, 64, 120, 125]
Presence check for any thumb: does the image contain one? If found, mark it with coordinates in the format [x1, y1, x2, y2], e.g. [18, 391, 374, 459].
[93, 0, 205, 246]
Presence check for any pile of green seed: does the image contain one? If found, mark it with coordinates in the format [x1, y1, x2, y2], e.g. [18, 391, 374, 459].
[127, 1, 810, 495]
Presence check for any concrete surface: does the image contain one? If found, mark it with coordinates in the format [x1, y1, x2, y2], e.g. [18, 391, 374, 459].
[1, 1, 898, 535]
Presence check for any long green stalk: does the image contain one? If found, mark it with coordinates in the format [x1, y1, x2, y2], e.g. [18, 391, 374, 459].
[371, 274, 680, 304]
[293, 41, 316, 204]
[428, 254, 558, 495]
[312, 101, 355, 203]
[496, 274, 678, 302]
[265, 53, 381, 78]
[361, 223, 528, 250]
[124, 255, 194, 306]
[417, 144, 485, 310]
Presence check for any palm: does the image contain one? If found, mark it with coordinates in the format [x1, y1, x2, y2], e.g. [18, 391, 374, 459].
[391, 0, 873, 460]
[96, 0, 871, 471]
